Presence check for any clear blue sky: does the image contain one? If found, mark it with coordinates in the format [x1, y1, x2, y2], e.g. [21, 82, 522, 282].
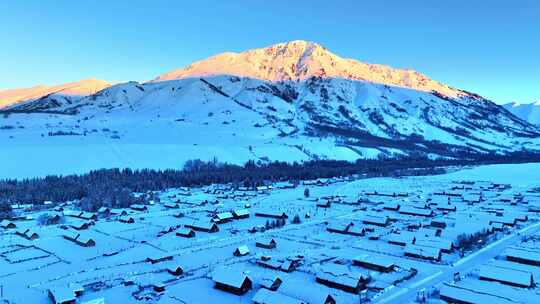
[1, 0, 539, 103]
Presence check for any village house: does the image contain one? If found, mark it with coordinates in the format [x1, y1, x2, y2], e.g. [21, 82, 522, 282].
[119, 216, 135, 224]
[280, 259, 299, 273]
[259, 275, 283, 291]
[382, 202, 400, 211]
[176, 227, 195, 238]
[48, 287, 77, 304]
[462, 193, 482, 203]
[399, 206, 434, 217]
[315, 264, 370, 294]
[257, 258, 283, 270]
[279, 288, 337, 304]
[347, 225, 367, 236]
[234, 245, 250, 256]
[478, 264, 534, 288]
[151, 282, 165, 293]
[387, 231, 416, 246]
[62, 231, 96, 247]
[439, 283, 512, 304]
[185, 221, 219, 233]
[130, 204, 148, 212]
[416, 227, 442, 238]
[232, 209, 250, 219]
[255, 210, 288, 219]
[79, 212, 97, 221]
[326, 222, 354, 234]
[252, 289, 305, 304]
[110, 209, 129, 216]
[97, 207, 110, 215]
[404, 244, 441, 261]
[430, 219, 448, 229]
[256, 238, 277, 249]
[158, 225, 178, 236]
[490, 222, 505, 231]
[435, 204, 457, 212]
[212, 270, 252, 295]
[276, 181, 296, 189]
[414, 236, 453, 253]
[361, 215, 390, 227]
[76, 235, 96, 247]
[15, 228, 39, 240]
[69, 221, 90, 230]
[429, 195, 450, 205]
[505, 248, 540, 266]
[489, 214, 517, 227]
[213, 212, 234, 224]
[164, 202, 180, 209]
[353, 254, 395, 273]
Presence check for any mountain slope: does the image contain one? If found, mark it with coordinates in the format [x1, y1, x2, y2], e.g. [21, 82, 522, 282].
[0, 78, 111, 110]
[503, 101, 540, 125]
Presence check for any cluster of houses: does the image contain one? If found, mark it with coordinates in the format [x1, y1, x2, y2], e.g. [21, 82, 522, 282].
[440, 236, 540, 303]
[210, 267, 338, 304]
[3, 176, 540, 304]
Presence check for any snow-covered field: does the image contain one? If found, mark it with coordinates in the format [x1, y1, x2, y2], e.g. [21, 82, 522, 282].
[1, 163, 540, 304]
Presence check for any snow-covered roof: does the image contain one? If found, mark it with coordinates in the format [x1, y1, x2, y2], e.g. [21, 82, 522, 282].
[235, 245, 250, 255]
[399, 206, 433, 216]
[415, 236, 453, 251]
[404, 244, 441, 259]
[440, 284, 515, 304]
[252, 288, 305, 304]
[478, 264, 533, 287]
[353, 253, 395, 269]
[212, 269, 251, 289]
[505, 247, 540, 264]
[233, 209, 250, 216]
[214, 212, 234, 220]
[176, 227, 194, 235]
[48, 287, 76, 304]
[316, 263, 369, 289]
[387, 231, 416, 245]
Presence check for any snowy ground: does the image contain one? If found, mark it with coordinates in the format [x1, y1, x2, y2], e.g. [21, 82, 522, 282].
[1, 163, 540, 304]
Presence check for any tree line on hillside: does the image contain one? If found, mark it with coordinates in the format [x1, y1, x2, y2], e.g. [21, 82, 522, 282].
[1, 151, 540, 218]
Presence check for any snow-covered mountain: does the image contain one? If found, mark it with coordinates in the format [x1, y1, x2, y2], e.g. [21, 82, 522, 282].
[503, 101, 540, 125]
[155, 40, 461, 97]
[1, 41, 539, 178]
[0, 78, 111, 110]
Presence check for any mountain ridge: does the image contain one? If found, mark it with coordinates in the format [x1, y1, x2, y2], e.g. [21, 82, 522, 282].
[503, 101, 540, 125]
[0, 78, 111, 109]
[154, 40, 462, 98]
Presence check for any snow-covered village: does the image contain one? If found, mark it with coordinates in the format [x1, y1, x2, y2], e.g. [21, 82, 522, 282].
[2, 1, 540, 303]
[2, 163, 540, 304]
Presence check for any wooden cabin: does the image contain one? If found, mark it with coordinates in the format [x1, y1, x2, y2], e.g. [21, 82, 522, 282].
[176, 227, 196, 238]
[256, 238, 277, 249]
[185, 221, 219, 233]
[212, 270, 252, 295]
